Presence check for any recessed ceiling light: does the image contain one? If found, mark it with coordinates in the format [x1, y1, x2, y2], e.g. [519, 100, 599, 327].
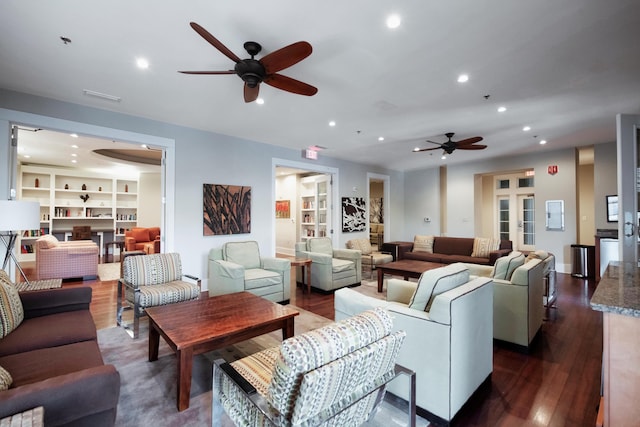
[378, 137, 384, 141]
[329, 121, 336, 127]
[497, 106, 507, 113]
[136, 58, 149, 69]
[441, 155, 447, 160]
[256, 98, 265, 105]
[23, 155, 31, 159]
[523, 126, 531, 131]
[539, 139, 547, 145]
[457, 74, 469, 83]
[71, 153, 77, 157]
[71, 144, 79, 149]
[71, 159, 77, 164]
[386, 14, 401, 29]
[70, 133, 78, 138]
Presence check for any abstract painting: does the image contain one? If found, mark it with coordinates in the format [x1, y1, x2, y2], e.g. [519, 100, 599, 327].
[275, 200, 290, 218]
[342, 197, 366, 232]
[203, 184, 251, 235]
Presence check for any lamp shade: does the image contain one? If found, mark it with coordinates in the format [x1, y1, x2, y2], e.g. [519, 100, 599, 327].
[0, 200, 41, 231]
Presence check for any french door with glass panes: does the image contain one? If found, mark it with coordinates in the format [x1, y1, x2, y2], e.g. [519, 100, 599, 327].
[517, 194, 535, 251]
[496, 194, 535, 251]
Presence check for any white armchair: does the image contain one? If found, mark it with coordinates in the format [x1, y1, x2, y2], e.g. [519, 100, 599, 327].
[334, 263, 493, 424]
[466, 253, 545, 350]
[295, 237, 361, 291]
[208, 241, 290, 302]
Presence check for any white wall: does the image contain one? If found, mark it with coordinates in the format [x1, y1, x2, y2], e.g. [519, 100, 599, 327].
[594, 141, 618, 229]
[137, 172, 161, 228]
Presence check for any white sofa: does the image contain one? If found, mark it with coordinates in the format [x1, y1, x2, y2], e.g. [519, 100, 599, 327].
[465, 252, 545, 350]
[334, 263, 493, 424]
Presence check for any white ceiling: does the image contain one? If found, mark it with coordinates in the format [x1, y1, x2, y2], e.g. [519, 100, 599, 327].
[2, 1, 639, 172]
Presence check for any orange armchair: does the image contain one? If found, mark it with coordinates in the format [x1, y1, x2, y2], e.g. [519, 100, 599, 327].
[124, 227, 160, 254]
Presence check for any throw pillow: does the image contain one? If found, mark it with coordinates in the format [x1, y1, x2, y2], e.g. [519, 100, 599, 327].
[131, 228, 151, 243]
[36, 234, 59, 249]
[346, 238, 372, 255]
[0, 365, 12, 391]
[471, 237, 500, 258]
[308, 237, 333, 256]
[526, 249, 549, 262]
[0, 277, 24, 338]
[492, 251, 525, 280]
[408, 263, 469, 311]
[413, 235, 434, 253]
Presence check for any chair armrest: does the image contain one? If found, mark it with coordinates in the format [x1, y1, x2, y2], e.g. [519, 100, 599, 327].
[0, 365, 120, 423]
[387, 279, 417, 304]
[299, 251, 332, 265]
[332, 248, 361, 261]
[182, 274, 202, 291]
[20, 287, 92, 319]
[124, 236, 136, 251]
[262, 257, 290, 272]
[465, 263, 494, 277]
[210, 259, 245, 279]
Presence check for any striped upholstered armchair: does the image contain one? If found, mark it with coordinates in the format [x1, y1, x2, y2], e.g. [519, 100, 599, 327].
[116, 253, 201, 338]
[212, 307, 415, 426]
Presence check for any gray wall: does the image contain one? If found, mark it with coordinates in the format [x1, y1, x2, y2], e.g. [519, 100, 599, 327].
[0, 89, 403, 289]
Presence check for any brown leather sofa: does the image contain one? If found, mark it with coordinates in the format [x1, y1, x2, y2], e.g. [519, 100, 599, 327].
[124, 227, 160, 254]
[0, 284, 120, 426]
[395, 236, 512, 266]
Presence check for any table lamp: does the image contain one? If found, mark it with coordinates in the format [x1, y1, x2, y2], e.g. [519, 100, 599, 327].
[0, 200, 41, 284]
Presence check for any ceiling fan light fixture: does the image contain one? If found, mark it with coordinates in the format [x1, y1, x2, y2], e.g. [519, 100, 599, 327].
[386, 14, 401, 29]
[457, 74, 469, 83]
[497, 106, 507, 113]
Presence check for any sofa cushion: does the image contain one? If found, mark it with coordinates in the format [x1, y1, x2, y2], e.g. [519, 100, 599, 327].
[131, 228, 151, 243]
[134, 280, 201, 308]
[0, 364, 11, 390]
[526, 249, 549, 262]
[492, 251, 525, 280]
[346, 238, 372, 255]
[0, 276, 24, 339]
[36, 234, 59, 249]
[244, 268, 282, 290]
[413, 235, 434, 253]
[308, 237, 333, 256]
[0, 340, 105, 388]
[471, 237, 500, 258]
[224, 241, 261, 269]
[408, 263, 470, 311]
[332, 258, 355, 274]
[0, 310, 97, 357]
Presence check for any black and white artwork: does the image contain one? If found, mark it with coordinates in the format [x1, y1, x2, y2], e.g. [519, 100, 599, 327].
[370, 198, 383, 223]
[342, 197, 366, 232]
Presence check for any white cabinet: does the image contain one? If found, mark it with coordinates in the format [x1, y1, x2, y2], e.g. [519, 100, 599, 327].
[17, 165, 138, 260]
[299, 175, 331, 241]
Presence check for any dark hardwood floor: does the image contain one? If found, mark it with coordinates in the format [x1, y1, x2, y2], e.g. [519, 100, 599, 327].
[19, 260, 602, 426]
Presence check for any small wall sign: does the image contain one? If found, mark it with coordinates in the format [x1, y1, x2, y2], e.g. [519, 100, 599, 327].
[548, 165, 558, 175]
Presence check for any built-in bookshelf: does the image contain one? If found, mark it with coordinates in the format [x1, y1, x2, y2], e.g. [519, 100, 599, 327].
[299, 175, 331, 240]
[18, 165, 138, 261]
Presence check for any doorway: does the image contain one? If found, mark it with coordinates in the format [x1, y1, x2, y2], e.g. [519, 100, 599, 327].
[367, 173, 390, 250]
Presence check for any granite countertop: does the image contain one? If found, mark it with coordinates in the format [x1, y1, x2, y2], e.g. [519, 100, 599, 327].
[591, 261, 640, 317]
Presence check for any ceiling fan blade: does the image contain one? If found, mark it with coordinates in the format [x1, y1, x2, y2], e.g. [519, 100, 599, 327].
[244, 84, 260, 103]
[455, 136, 483, 146]
[178, 70, 236, 75]
[261, 41, 313, 74]
[413, 147, 442, 152]
[426, 140, 444, 146]
[457, 144, 487, 150]
[264, 74, 318, 96]
[190, 22, 241, 63]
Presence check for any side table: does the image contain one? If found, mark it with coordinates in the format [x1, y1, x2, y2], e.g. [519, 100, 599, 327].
[380, 241, 414, 261]
[290, 258, 312, 305]
[103, 240, 125, 263]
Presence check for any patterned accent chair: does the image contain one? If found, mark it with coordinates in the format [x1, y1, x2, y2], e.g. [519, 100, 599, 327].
[208, 241, 291, 303]
[346, 238, 393, 279]
[295, 237, 361, 291]
[116, 253, 201, 338]
[212, 307, 414, 426]
[34, 234, 99, 280]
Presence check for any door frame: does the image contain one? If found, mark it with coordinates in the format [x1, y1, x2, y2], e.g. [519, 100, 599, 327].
[271, 158, 339, 256]
[0, 108, 175, 252]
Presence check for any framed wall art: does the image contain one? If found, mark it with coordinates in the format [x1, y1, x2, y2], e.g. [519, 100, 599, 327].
[275, 200, 290, 219]
[342, 197, 366, 232]
[203, 183, 251, 235]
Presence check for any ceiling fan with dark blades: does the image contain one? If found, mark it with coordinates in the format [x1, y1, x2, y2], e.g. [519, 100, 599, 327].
[179, 22, 318, 103]
[413, 132, 486, 155]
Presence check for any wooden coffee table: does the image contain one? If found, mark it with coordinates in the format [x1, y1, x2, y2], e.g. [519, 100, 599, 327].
[146, 292, 299, 411]
[377, 260, 446, 292]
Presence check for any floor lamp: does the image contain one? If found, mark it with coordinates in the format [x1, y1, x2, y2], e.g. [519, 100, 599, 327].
[0, 200, 41, 284]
